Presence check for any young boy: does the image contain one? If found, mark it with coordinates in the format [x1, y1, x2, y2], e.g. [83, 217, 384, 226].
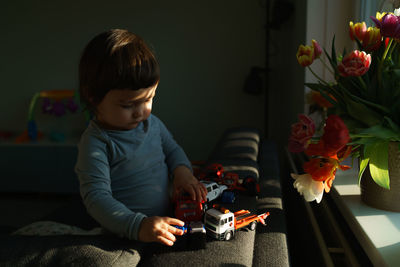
[75, 29, 207, 246]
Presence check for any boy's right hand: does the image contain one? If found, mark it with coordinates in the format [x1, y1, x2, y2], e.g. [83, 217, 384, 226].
[138, 216, 185, 246]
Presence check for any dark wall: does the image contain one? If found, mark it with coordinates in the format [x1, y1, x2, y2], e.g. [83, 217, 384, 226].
[1, 0, 266, 160]
[266, 0, 307, 161]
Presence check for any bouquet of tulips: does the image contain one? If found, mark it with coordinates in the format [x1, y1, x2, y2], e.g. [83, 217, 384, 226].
[289, 9, 400, 202]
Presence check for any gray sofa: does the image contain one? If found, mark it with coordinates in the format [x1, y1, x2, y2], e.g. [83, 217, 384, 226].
[0, 127, 289, 267]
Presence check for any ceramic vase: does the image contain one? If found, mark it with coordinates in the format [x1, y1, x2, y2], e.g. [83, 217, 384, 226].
[360, 141, 400, 212]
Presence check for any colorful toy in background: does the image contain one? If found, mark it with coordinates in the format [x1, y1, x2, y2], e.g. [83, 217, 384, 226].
[0, 131, 14, 141]
[15, 89, 87, 143]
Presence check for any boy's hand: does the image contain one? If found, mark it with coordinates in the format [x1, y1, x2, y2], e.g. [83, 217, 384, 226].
[138, 216, 185, 246]
[173, 166, 207, 202]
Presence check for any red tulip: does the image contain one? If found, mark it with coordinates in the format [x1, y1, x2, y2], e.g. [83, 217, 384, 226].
[303, 157, 338, 193]
[288, 114, 315, 152]
[305, 115, 350, 158]
[337, 50, 371, 77]
[303, 157, 348, 193]
[322, 115, 350, 152]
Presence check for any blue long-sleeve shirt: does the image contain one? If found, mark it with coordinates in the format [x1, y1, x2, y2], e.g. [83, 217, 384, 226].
[75, 114, 192, 240]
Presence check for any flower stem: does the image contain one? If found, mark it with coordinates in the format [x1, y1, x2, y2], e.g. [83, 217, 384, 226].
[357, 76, 367, 90]
[318, 58, 335, 76]
[307, 66, 330, 86]
[388, 41, 397, 58]
[382, 39, 393, 61]
[378, 38, 393, 87]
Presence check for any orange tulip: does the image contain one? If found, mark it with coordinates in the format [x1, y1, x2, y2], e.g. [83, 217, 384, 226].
[311, 91, 335, 108]
[349, 21, 367, 41]
[362, 27, 382, 51]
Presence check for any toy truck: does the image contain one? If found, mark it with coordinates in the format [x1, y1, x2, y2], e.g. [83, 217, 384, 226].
[204, 205, 269, 241]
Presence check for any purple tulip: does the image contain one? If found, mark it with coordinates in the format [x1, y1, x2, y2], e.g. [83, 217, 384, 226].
[371, 14, 400, 38]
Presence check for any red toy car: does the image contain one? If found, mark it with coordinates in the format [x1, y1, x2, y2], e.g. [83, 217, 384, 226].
[175, 197, 205, 222]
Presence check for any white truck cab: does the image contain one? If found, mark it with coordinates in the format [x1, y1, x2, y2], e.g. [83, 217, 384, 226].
[204, 208, 235, 240]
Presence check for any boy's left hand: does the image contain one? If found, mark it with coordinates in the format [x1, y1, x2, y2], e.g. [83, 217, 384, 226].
[173, 166, 207, 202]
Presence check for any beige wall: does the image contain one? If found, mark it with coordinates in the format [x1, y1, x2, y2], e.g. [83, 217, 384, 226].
[305, 0, 358, 85]
[266, 0, 361, 162]
[1, 1, 266, 159]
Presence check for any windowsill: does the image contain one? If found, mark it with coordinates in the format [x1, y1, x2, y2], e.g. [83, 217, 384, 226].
[331, 167, 400, 267]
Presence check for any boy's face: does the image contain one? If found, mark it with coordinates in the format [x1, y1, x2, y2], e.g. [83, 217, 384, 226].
[95, 83, 158, 130]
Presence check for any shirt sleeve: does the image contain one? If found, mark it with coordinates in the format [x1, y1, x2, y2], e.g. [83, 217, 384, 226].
[75, 130, 146, 240]
[155, 116, 193, 173]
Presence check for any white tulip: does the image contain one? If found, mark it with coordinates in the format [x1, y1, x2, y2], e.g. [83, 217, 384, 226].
[291, 173, 324, 203]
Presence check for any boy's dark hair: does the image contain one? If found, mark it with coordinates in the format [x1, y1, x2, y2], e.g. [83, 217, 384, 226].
[79, 29, 160, 113]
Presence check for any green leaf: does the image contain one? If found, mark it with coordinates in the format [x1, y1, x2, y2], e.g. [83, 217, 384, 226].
[305, 82, 338, 100]
[349, 137, 382, 145]
[384, 116, 400, 133]
[358, 156, 370, 186]
[331, 35, 337, 66]
[340, 92, 382, 126]
[342, 117, 366, 130]
[338, 83, 391, 114]
[368, 142, 390, 189]
[357, 124, 400, 140]
[304, 82, 339, 107]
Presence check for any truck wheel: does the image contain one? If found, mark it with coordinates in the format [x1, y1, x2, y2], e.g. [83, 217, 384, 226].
[225, 231, 233, 241]
[250, 221, 257, 231]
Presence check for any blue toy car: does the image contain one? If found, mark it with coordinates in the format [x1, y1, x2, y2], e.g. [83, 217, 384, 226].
[221, 191, 235, 203]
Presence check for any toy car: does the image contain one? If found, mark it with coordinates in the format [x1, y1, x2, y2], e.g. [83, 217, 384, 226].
[221, 191, 236, 203]
[173, 221, 206, 235]
[198, 163, 260, 196]
[173, 224, 188, 234]
[175, 197, 205, 222]
[188, 221, 206, 234]
[201, 180, 228, 202]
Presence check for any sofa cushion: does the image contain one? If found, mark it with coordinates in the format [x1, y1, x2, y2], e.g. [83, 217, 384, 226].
[209, 127, 260, 163]
[0, 127, 289, 267]
[253, 140, 290, 266]
[0, 235, 143, 267]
